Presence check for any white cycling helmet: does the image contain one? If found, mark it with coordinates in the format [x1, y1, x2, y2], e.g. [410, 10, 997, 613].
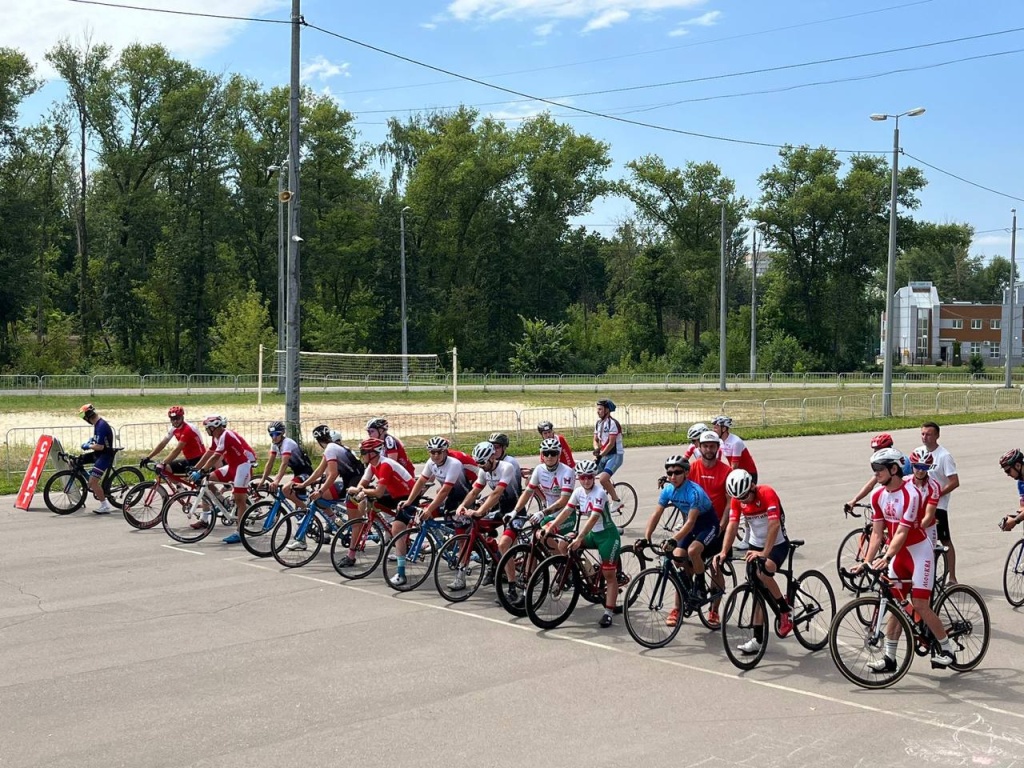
[664, 455, 689, 472]
[725, 468, 754, 498]
[540, 437, 561, 454]
[575, 459, 599, 476]
[203, 414, 227, 429]
[870, 447, 904, 469]
[686, 423, 708, 441]
[698, 430, 721, 444]
[329, 429, 343, 444]
[712, 415, 733, 428]
[472, 441, 496, 463]
[426, 436, 450, 452]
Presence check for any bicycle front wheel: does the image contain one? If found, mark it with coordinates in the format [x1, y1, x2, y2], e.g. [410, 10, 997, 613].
[935, 584, 990, 672]
[1002, 539, 1024, 607]
[271, 511, 323, 568]
[239, 500, 280, 558]
[698, 557, 736, 630]
[828, 596, 914, 689]
[526, 554, 581, 629]
[162, 490, 215, 544]
[434, 535, 487, 603]
[616, 544, 647, 607]
[43, 470, 87, 515]
[382, 528, 436, 592]
[790, 569, 836, 651]
[121, 480, 167, 529]
[495, 542, 536, 617]
[332, 517, 387, 580]
[105, 466, 143, 508]
[721, 585, 769, 670]
[611, 481, 639, 527]
[623, 568, 683, 649]
[836, 528, 869, 591]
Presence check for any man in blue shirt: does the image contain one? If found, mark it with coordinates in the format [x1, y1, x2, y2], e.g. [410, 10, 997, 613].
[79, 403, 116, 514]
[998, 448, 1024, 531]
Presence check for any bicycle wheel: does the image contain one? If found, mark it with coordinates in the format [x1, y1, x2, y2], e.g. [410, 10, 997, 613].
[836, 528, 870, 591]
[616, 544, 647, 607]
[239, 500, 280, 558]
[331, 517, 386, 580]
[271, 511, 323, 568]
[933, 547, 948, 590]
[721, 585, 769, 670]
[623, 568, 684, 649]
[526, 554, 581, 629]
[382, 528, 436, 592]
[105, 466, 144, 508]
[495, 542, 538, 617]
[434, 535, 487, 603]
[43, 470, 87, 515]
[790, 569, 836, 651]
[611, 482, 639, 527]
[1002, 540, 1024, 607]
[162, 490, 216, 543]
[698, 558, 737, 629]
[829, 596, 914, 689]
[121, 480, 168, 529]
[934, 584, 990, 672]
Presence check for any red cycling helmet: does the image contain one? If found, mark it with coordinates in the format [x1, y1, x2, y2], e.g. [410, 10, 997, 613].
[168, 406, 185, 419]
[360, 437, 384, 454]
[869, 433, 894, 450]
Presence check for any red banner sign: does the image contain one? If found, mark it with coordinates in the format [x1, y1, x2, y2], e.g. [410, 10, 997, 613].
[15, 435, 54, 510]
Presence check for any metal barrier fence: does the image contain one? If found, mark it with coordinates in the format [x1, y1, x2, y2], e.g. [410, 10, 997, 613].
[6, 371, 1024, 395]
[8, 388, 1024, 483]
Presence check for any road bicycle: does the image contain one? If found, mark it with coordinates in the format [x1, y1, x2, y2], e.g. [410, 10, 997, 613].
[721, 540, 836, 670]
[999, 516, 1024, 606]
[837, 503, 947, 592]
[381, 506, 457, 592]
[608, 481, 639, 528]
[494, 517, 559, 618]
[829, 565, 990, 689]
[623, 540, 737, 649]
[525, 534, 647, 630]
[269, 494, 347, 568]
[238, 487, 297, 558]
[43, 449, 143, 515]
[432, 513, 505, 603]
[330, 494, 395, 580]
[121, 459, 192, 530]
[161, 473, 261, 544]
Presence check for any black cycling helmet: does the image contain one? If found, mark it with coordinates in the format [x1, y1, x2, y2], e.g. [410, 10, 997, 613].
[1000, 448, 1024, 470]
[537, 420, 554, 433]
[312, 424, 332, 442]
[267, 420, 285, 435]
[488, 432, 510, 448]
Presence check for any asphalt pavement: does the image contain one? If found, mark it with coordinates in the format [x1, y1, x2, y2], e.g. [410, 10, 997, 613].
[2, 421, 1023, 768]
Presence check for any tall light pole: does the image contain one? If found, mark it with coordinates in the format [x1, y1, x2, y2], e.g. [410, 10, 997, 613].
[750, 224, 763, 378]
[284, 0, 302, 438]
[400, 206, 411, 384]
[268, 159, 289, 394]
[871, 106, 925, 417]
[1007, 208, 1018, 388]
[719, 199, 728, 392]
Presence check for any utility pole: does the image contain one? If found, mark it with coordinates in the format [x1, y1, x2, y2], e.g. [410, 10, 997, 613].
[285, 0, 302, 438]
[719, 200, 727, 392]
[269, 158, 288, 394]
[1007, 208, 1018, 388]
[400, 206, 411, 384]
[750, 226, 759, 378]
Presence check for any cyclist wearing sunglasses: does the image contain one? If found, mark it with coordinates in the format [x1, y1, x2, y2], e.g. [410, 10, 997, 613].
[905, 446, 940, 546]
[859, 447, 955, 671]
[256, 421, 314, 496]
[998, 448, 1024, 532]
[142, 406, 205, 475]
[537, 421, 575, 469]
[845, 432, 912, 512]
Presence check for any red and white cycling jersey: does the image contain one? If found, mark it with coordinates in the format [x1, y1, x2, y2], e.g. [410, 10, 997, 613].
[421, 454, 474, 488]
[728, 485, 788, 548]
[168, 421, 205, 461]
[905, 475, 940, 544]
[474, 459, 517, 492]
[447, 449, 481, 485]
[594, 416, 623, 455]
[870, 483, 927, 545]
[567, 484, 611, 532]
[721, 433, 757, 477]
[361, 456, 414, 498]
[382, 434, 414, 475]
[538, 434, 576, 469]
[527, 462, 575, 507]
[212, 429, 256, 468]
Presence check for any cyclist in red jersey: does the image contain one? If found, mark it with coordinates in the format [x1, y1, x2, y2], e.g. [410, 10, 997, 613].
[688, 430, 731, 527]
[142, 406, 205, 474]
[537, 421, 575, 469]
[190, 415, 257, 544]
[366, 417, 414, 475]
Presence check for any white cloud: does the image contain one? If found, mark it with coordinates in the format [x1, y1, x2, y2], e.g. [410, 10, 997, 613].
[0, 0, 284, 79]
[534, 22, 556, 36]
[486, 99, 560, 122]
[447, 0, 708, 33]
[668, 8, 720, 36]
[300, 55, 350, 83]
[668, 27, 689, 37]
[421, 22, 438, 30]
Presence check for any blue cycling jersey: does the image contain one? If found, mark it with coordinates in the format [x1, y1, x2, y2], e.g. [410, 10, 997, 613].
[90, 418, 115, 456]
[901, 457, 912, 477]
[658, 480, 718, 531]
[1017, 479, 1024, 504]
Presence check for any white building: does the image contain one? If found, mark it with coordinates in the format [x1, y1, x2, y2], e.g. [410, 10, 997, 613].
[881, 281, 940, 365]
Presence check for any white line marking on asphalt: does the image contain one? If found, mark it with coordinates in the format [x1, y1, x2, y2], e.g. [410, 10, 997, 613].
[160, 544, 205, 555]
[227, 557, 1024, 747]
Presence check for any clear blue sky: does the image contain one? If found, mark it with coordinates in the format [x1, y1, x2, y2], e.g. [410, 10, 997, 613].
[9, 0, 1024, 258]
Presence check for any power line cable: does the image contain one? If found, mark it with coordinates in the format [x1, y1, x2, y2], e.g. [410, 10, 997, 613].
[67, 0, 289, 23]
[902, 152, 1024, 203]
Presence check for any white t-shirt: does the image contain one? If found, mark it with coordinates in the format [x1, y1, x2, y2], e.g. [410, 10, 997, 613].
[927, 445, 958, 511]
[527, 462, 575, 507]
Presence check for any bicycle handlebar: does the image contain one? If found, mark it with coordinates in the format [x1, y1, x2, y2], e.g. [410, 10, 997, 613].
[843, 502, 871, 518]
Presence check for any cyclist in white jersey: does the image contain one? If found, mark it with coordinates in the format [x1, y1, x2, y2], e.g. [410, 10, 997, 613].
[488, 432, 521, 496]
[593, 398, 624, 512]
[682, 423, 708, 462]
[905, 446, 940, 546]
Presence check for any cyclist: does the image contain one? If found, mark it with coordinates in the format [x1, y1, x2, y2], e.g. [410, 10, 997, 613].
[448, 441, 519, 590]
[712, 415, 757, 550]
[593, 398, 624, 513]
[998, 448, 1024, 531]
[537, 420, 575, 468]
[682, 422, 708, 462]
[255, 421, 314, 497]
[544, 459, 622, 628]
[366, 417, 414, 475]
[390, 437, 474, 587]
[921, 421, 960, 584]
[488, 432, 521, 495]
[78, 403, 117, 514]
[905, 446, 940, 546]
[715, 469, 793, 655]
[688, 431, 731, 527]
[638, 455, 720, 628]
[859, 447, 955, 671]
[141, 406, 205, 476]
[189, 415, 257, 543]
[335, 437, 415, 569]
[845, 433, 913, 511]
[288, 426, 363, 550]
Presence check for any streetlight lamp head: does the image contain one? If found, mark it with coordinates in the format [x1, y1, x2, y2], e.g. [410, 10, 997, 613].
[267, 164, 281, 172]
[291, 235, 303, 243]
[906, 107, 926, 117]
[869, 113, 889, 122]
[401, 206, 412, 213]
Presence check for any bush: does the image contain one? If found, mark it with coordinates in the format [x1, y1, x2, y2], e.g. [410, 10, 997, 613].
[968, 353, 985, 375]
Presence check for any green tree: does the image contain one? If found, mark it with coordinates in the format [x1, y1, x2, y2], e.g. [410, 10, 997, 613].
[208, 286, 276, 374]
[509, 315, 570, 373]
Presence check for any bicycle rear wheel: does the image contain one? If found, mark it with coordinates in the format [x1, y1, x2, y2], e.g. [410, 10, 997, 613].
[271, 511, 323, 568]
[239, 500, 280, 558]
[836, 528, 869, 591]
[698, 558, 737, 630]
[106, 467, 143, 508]
[790, 569, 836, 651]
[611, 481, 638, 527]
[623, 568, 683, 649]
[434, 535, 487, 603]
[121, 480, 167, 529]
[332, 517, 387, 580]
[526, 554, 581, 629]
[43, 470, 87, 515]
[1002, 539, 1024, 607]
[934, 584, 990, 672]
[721, 585, 769, 670]
[828, 596, 914, 689]
[162, 490, 215, 543]
[616, 544, 646, 607]
[382, 528, 436, 592]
